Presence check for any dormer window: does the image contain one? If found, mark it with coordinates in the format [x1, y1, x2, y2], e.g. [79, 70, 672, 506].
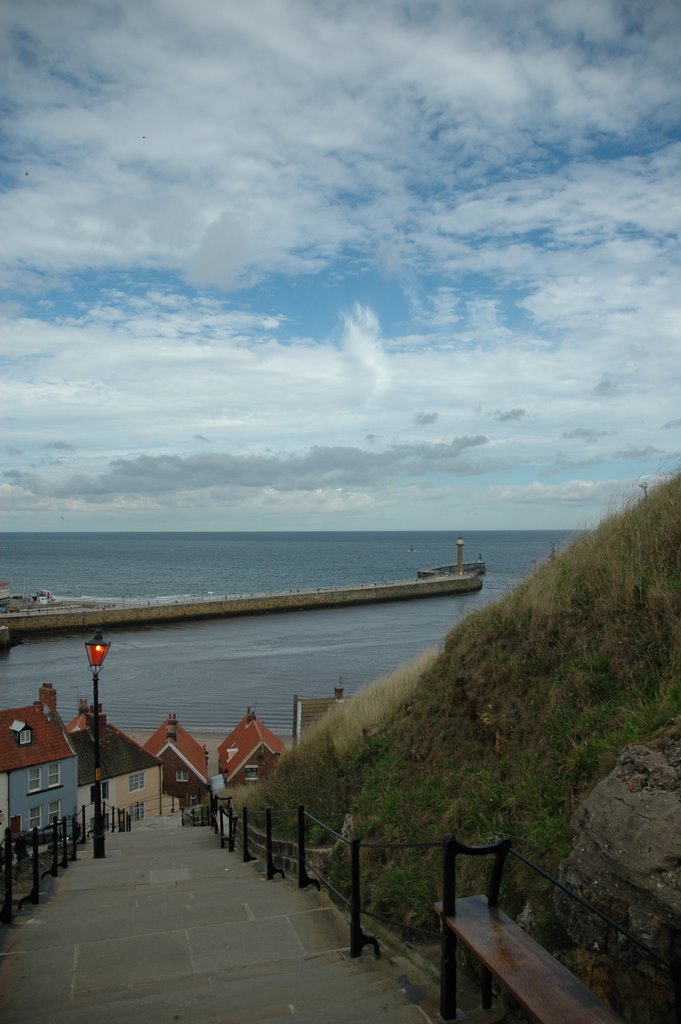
[10, 720, 32, 746]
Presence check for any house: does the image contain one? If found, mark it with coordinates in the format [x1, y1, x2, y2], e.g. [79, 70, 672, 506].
[0, 683, 78, 833]
[66, 700, 163, 822]
[292, 684, 346, 744]
[218, 707, 285, 786]
[143, 713, 208, 808]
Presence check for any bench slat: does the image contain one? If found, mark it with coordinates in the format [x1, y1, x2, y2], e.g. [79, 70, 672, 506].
[445, 895, 623, 1024]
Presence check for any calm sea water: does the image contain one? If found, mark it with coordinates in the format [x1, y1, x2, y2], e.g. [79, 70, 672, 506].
[0, 531, 574, 733]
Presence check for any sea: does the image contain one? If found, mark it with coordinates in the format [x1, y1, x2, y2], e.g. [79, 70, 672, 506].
[0, 531, 575, 734]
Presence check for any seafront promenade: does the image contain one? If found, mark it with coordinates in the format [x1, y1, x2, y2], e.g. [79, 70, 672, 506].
[0, 572, 482, 640]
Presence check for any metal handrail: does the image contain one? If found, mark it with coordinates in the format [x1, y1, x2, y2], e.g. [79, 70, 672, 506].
[222, 804, 678, 1023]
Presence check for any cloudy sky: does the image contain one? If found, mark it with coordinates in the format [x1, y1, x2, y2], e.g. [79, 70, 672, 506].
[1, 0, 679, 532]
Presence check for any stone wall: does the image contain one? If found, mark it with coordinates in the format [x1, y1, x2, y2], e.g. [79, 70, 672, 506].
[236, 820, 335, 883]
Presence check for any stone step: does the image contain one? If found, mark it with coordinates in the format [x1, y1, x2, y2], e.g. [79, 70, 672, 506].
[0, 818, 502, 1024]
[0, 947, 429, 1024]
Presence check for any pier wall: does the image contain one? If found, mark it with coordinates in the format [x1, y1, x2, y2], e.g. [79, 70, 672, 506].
[1, 574, 482, 638]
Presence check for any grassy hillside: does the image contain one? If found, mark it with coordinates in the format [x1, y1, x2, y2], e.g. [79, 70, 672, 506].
[249, 472, 681, 933]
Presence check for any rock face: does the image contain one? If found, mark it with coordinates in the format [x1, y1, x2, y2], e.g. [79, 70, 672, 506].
[557, 722, 681, 1023]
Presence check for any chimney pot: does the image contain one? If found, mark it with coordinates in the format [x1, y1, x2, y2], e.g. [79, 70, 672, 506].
[39, 682, 57, 712]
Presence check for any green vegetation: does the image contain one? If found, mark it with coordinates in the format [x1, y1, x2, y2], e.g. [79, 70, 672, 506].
[241, 472, 681, 937]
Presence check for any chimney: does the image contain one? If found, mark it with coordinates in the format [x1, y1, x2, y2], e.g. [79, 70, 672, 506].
[85, 704, 107, 738]
[79, 697, 89, 715]
[39, 682, 57, 713]
[167, 713, 178, 742]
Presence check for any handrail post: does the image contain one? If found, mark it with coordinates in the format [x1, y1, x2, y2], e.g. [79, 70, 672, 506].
[49, 818, 59, 877]
[297, 805, 320, 890]
[70, 815, 78, 861]
[266, 809, 284, 880]
[60, 817, 69, 869]
[80, 805, 87, 845]
[242, 806, 256, 863]
[219, 805, 226, 847]
[1, 828, 13, 924]
[440, 834, 458, 1022]
[29, 827, 40, 903]
[227, 800, 236, 853]
[350, 838, 379, 959]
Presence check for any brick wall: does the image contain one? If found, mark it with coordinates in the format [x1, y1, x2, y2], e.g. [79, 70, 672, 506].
[158, 747, 206, 808]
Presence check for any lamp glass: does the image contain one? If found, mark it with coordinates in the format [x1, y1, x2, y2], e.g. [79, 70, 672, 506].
[85, 630, 110, 669]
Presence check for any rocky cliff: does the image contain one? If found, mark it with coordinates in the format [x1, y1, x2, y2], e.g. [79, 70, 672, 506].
[558, 720, 681, 1023]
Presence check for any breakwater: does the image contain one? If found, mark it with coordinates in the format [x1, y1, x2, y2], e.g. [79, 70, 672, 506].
[1, 573, 482, 639]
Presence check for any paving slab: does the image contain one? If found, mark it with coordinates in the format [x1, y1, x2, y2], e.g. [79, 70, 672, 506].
[0, 814, 441, 1023]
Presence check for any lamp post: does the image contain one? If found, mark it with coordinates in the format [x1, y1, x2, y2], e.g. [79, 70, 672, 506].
[84, 627, 111, 859]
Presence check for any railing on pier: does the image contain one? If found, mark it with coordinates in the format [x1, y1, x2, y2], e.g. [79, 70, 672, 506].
[417, 560, 486, 579]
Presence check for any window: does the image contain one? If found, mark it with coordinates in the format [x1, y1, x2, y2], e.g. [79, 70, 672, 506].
[28, 806, 41, 829]
[19, 728, 32, 745]
[176, 770, 188, 782]
[129, 801, 145, 821]
[48, 762, 60, 787]
[28, 766, 41, 792]
[48, 800, 61, 823]
[90, 780, 110, 803]
[244, 766, 258, 780]
[128, 771, 144, 792]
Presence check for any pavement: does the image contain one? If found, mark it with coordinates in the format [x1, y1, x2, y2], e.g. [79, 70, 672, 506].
[0, 814, 448, 1024]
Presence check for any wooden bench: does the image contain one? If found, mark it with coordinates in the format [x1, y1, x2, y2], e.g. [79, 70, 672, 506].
[437, 894, 623, 1023]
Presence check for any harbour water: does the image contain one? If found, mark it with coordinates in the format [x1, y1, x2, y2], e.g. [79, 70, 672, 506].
[0, 530, 575, 733]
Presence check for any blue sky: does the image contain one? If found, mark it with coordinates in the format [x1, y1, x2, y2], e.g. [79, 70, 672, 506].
[1, 0, 680, 531]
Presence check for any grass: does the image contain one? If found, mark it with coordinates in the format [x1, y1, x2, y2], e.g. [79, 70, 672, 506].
[236, 470, 681, 941]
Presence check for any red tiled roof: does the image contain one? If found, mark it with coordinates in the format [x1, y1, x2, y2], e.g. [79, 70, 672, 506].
[143, 714, 208, 782]
[0, 702, 76, 772]
[218, 711, 285, 776]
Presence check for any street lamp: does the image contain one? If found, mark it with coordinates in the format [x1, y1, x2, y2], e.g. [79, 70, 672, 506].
[84, 627, 111, 859]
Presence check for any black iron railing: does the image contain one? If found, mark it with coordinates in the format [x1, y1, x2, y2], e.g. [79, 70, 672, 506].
[215, 803, 680, 1024]
[1, 805, 133, 925]
[182, 804, 211, 827]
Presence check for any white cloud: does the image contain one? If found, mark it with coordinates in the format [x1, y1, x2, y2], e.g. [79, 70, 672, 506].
[0, 0, 679, 530]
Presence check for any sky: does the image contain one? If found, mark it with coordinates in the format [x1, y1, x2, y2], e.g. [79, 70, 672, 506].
[1, 0, 680, 532]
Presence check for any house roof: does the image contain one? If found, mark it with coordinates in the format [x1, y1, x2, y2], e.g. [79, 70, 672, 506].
[292, 691, 345, 742]
[0, 702, 76, 773]
[66, 718, 162, 786]
[218, 710, 285, 780]
[143, 714, 208, 783]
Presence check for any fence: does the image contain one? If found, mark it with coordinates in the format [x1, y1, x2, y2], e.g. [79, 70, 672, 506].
[208, 797, 680, 1024]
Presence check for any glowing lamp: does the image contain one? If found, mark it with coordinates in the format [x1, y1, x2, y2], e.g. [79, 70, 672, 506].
[85, 628, 110, 670]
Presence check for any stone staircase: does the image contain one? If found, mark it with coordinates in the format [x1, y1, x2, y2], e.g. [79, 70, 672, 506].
[0, 815, 449, 1023]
